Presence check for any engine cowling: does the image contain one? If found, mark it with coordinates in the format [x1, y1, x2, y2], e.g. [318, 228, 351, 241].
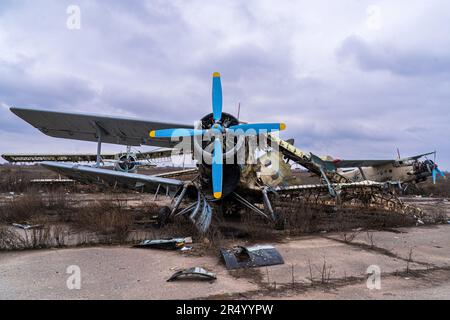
[114, 154, 138, 172]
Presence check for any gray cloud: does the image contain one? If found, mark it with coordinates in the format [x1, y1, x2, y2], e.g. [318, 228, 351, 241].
[0, 1, 449, 169]
[337, 35, 450, 77]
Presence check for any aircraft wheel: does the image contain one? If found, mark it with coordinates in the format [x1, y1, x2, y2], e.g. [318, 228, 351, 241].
[274, 215, 286, 230]
[157, 206, 171, 227]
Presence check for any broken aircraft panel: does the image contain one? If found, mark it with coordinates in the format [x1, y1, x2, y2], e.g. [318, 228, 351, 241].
[133, 238, 186, 250]
[167, 267, 217, 282]
[220, 245, 284, 270]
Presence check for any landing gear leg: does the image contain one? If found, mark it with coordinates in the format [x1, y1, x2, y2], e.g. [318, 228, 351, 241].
[157, 206, 171, 227]
[262, 187, 285, 230]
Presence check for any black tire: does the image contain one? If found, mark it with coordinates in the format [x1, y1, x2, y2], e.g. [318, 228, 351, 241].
[274, 215, 286, 230]
[157, 206, 171, 227]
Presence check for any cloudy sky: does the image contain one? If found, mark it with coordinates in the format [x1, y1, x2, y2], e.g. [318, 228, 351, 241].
[0, 0, 449, 168]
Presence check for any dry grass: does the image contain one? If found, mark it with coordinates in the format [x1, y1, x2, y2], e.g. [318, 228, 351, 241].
[275, 201, 417, 236]
[0, 193, 46, 223]
[71, 200, 134, 243]
[405, 175, 450, 197]
[0, 223, 69, 250]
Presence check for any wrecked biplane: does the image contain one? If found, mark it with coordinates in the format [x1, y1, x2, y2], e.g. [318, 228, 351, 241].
[4, 72, 439, 232]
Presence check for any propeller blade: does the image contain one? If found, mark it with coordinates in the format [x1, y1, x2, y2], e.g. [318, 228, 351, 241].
[432, 168, 437, 184]
[435, 166, 445, 178]
[228, 123, 286, 135]
[149, 128, 205, 138]
[436, 167, 445, 178]
[212, 72, 222, 122]
[212, 138, 223, 199]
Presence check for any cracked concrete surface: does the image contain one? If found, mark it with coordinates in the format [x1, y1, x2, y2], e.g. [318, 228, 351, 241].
[1, 224, 449, 299]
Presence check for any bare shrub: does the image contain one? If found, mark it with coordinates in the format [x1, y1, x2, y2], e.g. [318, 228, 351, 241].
[0, 194, 46, 223]
[239, 210, 276, 241]
[342, 231, 359, 243]
[0, 223, 69, 250]
[406, 247, 414, 274]
[0, 171, 31, 193]
[46, 191, 68, 213]
[0, 226, 27, 250]
[366, 231, 375, 248]
[307, 257, 333, 286]
[405, 175, 450, 198]
[72, 200, 133, 242]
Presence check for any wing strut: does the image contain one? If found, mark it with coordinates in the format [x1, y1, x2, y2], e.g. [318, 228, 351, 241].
[93, 122, 104, 167]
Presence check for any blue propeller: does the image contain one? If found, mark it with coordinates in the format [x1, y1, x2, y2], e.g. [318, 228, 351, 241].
[212, 138, 223, 199]
[149, 72, 286, 199]
[432, 165, 445, 184]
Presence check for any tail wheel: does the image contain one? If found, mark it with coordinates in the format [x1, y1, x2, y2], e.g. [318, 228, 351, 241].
[156, 206, 171, 227]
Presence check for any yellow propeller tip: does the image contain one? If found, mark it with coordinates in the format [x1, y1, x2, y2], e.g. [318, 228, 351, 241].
[213, 192, 222, 199]
[213, 72, 220, 78]
[149, 130, 156, 138]
[280, 123, 286, 130]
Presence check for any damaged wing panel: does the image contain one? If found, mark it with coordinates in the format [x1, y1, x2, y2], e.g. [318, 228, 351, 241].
[40, 161, 183, 192]
[167, 267, 217, 282]
[133, 238, 189, 250]
[220, 245, 284, 270]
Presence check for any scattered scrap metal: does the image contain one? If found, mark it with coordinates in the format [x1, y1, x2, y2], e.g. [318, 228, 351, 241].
[133, 237, 192, 250]
[167, 267, 217, 282]
[220, 245, 284, 270]
[12, 223, 42, 230]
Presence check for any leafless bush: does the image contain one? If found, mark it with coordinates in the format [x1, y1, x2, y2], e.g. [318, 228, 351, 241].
[342, 231, 360, 243]
[0, 194, 46, 223]
[0, 223, 69, 250]
[276, 199, 417, 236]
[319, 257, 333, 284]
[0, 226, 27, 250]
[405, 176, 450, 197]
[72, 200, 133, 242]
[46, 191, 68, 213]
[239, 210, 276, 240]
[0, 171, 31, 193]
[406, 247, 414, 274]
[307, 259, 314, 286]
[366, 231, 375, 248]
[307, 257, 333, 286]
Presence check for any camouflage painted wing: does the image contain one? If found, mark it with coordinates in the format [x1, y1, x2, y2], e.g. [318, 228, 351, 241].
[10, 107, 191, 148]
[40, 161, 184, 192]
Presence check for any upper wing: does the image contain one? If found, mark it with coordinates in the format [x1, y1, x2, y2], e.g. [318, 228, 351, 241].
[134, 147, 191, 161]
[401, 152, 435, 161]
[310, 153, 394, 170]
[10, 107, 192, 148]
[40, 161, 184, 192]
[2, 148, 191, 163]
[2, 153, 116, 162]
[332, 159, 395, 168]
[331, 152, 436, 168]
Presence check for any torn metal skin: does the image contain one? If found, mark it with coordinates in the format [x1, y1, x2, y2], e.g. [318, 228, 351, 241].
[220, 245, 284, 270]
[133, 238, 186, 250]
[167, 267, 217, 282]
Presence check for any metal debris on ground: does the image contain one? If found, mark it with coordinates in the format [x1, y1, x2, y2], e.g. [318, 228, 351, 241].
[220, 245, 284, 270]
[133, 238, 188, 250]
[167, 267, 217, 282]
[12, 223, 42, 230]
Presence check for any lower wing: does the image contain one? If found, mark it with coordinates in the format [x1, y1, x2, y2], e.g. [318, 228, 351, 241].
[40, 161, 184, 193]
